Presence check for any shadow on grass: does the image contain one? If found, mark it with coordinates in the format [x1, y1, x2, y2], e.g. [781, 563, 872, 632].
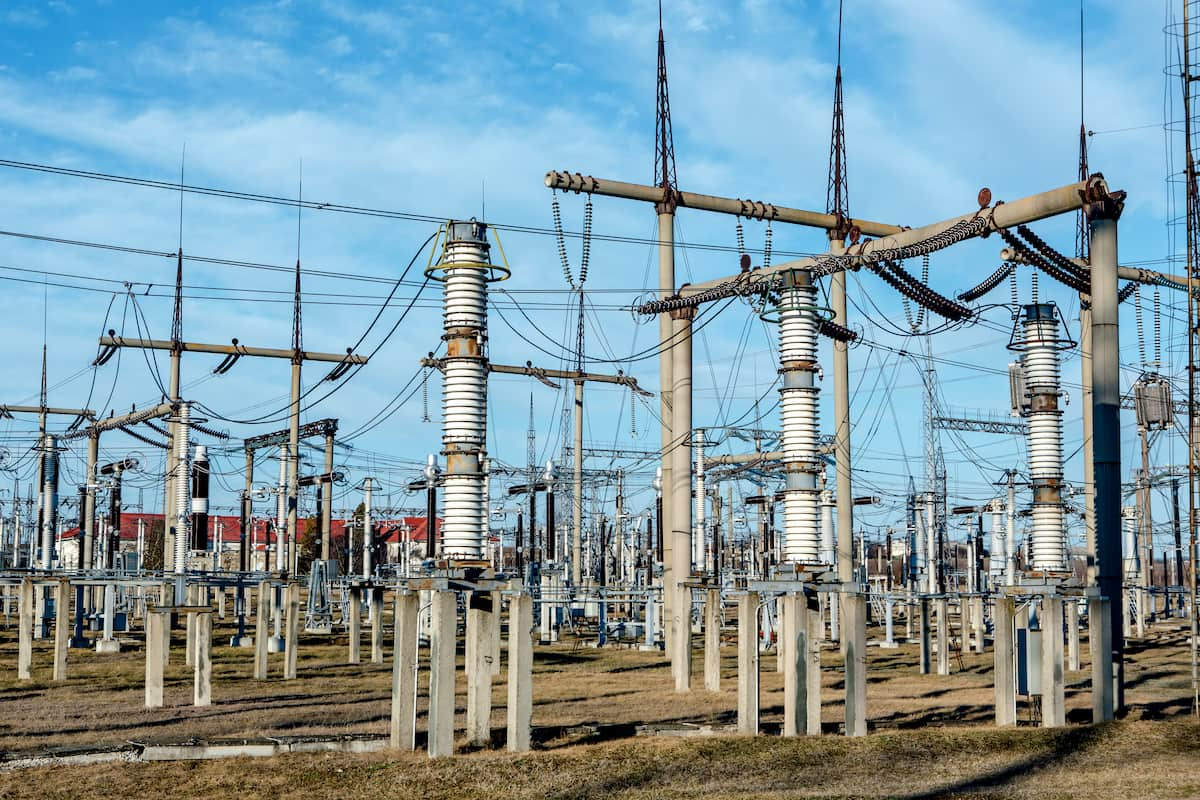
[898, 724, 1110, 799]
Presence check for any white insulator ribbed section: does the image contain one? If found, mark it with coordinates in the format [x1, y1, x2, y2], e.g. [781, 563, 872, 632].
[778, 278, 822, 564]
[443, 243, 488, 330]
[1021, 308, 1066, 572]
[778, 285, 819, 364]
[439, 221, 491, 561]
[442, 361, 487, 445]
[780, 390, 819, 460]
[442, 474, 484, 559]
[784, 489, 820, 563]
[819, 489, 835, 566]
[693, 429, 705, 545]
[173, 402, 191, 575]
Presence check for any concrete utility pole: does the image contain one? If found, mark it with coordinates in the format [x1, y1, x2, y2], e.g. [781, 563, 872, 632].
[1084, 178, 1127, 713]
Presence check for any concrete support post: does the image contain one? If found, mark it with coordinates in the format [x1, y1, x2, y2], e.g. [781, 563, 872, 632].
[918, 598, 931, 675]
[1067, 600, 1081, 672]
[185, 584, 197, 668]
[370, 589, 384, 665]
[506, 593, 533, 753]
[284, 584, 299, 680]
[17, 578, 32, 680]
[97, 582, 120, 653]
[783, 594, 820, 736]
[776, 596, 787, 675]
[194, 612, 212, 706]
[883, 598, 896, 648]
[935, 598, 950, 676]
[972, 596, 986, 654]
[466, 595, 494, 746]
[994, 597, 1016, 726]
[52, 579, 69, 681]
[254, 580, 269, 680]
[428, 590, 457, 759]
[490, 590, 503, 677]
[843, 593, 867, 737]
[348, 588, 361, 665]
[1086, 196, 1125, 708]
[704, 587, 721, 692]
[1041, 597, 1065, 727]
[391, 593, 419, 751]
[145, 611, 164, 709]
[669, 307, 694, 693]
[1089, 596, 1114, 721]
[737, 592, 760, 735]
[657, 208, 675, 652]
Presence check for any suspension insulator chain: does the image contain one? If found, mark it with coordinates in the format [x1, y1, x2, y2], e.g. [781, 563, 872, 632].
[552, 191, 575, 290]
[1010, 265, 1019, 317]
[630, 388, 637, 437]
[763, 221, 773, 271]
[1153, 286, 1162, 368]
[736, 218, 745, 257]
[958, 263, 1013, 303]
[421, 367, 431, 423]
[579, 195, 592, 287]
[1134, 284, 1146, 365]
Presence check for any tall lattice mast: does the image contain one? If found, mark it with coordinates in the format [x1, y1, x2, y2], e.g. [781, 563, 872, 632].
[826, 0, 849, 223]
[654, 0, 678, 197]
[1183, 0, 1200, 715]
[1075, 3, 1089, 262]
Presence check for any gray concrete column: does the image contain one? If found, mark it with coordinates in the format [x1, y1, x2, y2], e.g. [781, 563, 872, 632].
[506, 593, 533, 753]
[391, 593, 419, 751]
[1087, 196, 1125, 708]
[185, 583, 197, 668]
[490, 590, 502, 677]
[935, 598, 950, 676]
[1067, 600, 1081, 672]
[17, 578, 32, 680]
[782, 594, 801, 737]
[370, 589, 384, 665]
[145, 611, 164, 708]
[843, 593, 867, 737]
[348, 588, 362, 665]
[704, 588, 720, 692]
[194, 612, 212, 706]
[972, 596, 986, 654]
[994, 597, 1016, 726]
[52, 579, 69, 681]
[254, 580, 269, 680]
[97, 583, 120, 653]
[466, 594, 494, 746]
[428, 590, 457, 758]
[1089, 596, 1114, 721]
[918, 597, 931, 675]
[1041, 597, 1065, 727]
[736, 592, 759, 735]
[776, 596, 787, 675]
[284, 584, 299, 680]
[805, 603, 822, 735]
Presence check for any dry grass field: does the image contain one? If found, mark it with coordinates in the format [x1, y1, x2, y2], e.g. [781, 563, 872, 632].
[0, 607, 1195, 798]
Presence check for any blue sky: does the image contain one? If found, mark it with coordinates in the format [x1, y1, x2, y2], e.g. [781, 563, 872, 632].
[0, 0, 1185, 555]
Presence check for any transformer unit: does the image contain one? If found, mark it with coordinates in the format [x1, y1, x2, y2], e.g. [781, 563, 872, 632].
[1133, 375, 1173, 430]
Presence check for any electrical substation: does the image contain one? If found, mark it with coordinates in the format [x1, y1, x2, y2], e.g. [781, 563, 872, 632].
[3, 2, 1200, 796]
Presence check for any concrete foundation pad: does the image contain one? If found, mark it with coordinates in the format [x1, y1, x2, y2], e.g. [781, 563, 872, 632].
[230, 636, 254, 648]
[95, 639, 121, 654]
[266, 636, 285, 653]
[877, 641, 900, 649]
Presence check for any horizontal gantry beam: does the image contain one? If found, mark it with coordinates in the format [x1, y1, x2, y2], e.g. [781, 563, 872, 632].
[545, 171, 903, 237]
[100, 335, 368, 365]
